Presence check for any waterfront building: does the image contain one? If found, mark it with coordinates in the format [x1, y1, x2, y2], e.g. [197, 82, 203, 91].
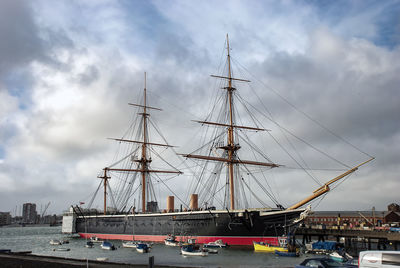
[305, 209, 400, 228]
[22, 203, 37, 224]
[0, 212, 11, 226]
[388, 203, 400, 212]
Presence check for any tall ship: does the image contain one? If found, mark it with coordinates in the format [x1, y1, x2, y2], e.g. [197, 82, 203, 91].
[62, 36, 373, 246]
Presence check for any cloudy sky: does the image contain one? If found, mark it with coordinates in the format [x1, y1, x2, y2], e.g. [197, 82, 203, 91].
[1, 0, 399, 216]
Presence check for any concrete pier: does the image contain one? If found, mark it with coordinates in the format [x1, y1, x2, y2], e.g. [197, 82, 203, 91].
[0, 252, 182, 268]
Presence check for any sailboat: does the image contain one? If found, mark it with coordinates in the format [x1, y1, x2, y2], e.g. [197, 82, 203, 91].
[62, 35, 373, 246]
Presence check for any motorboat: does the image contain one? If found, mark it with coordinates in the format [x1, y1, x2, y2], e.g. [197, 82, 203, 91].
[275, 250, 299, 257]
[49, 239, 62, 245]
[253, 241, 288, 253]
[204, 248, 218, 254]
[181, 244, 208, 257]
[85, 241, 94, 248]
[122, 241, 138, 248]
[90, 236, 103, 243]
[136, 243, 149, 253]
[164, 235, 180, 246]
[203, 239, 227, 248]
[329, 251, 352, 262]
[100, 241, 116, 250]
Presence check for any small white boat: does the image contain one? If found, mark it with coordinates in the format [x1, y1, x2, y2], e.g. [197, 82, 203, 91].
[90, 236, 103, 243]
[96, 257, 108, 261]
[181, 244, 208, 257]
[164, 235, 180, 246]
[100, 241, 116, 250]
[49, 239, 62, 245]
[122, 241, 138, 248]
[136, 243, 150, 253]
[204, 248, 218, 254]
[203, 239, 227, 248]
[329, 251, 352, 262]
[53, 247, 70, 251]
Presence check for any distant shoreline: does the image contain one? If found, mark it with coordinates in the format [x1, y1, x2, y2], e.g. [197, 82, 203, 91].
[0, 224, 61, 228]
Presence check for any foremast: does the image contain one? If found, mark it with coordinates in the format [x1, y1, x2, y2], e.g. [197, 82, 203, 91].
[183, 35, 279, 210]
[99, 73, 182, 214]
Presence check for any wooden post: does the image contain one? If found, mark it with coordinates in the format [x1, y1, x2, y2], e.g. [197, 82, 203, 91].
[148, 256, 154, 268]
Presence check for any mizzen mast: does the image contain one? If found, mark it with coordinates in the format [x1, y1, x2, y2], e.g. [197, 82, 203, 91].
[98, 169, 111, 215]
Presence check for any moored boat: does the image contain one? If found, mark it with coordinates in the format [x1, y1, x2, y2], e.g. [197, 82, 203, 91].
[49, 239, 62, 245]
[329, 251, 352, 262]
[253, 241, 288, 253]
[90, 236, 103, 243]
[204, 248, 218, 254]
[136, 243, 149, 253]
[85, 241, 94, 248]
[164, 235, 180, 247]
[203, 239, 227, 248]
[122, 241, 138, 248]
[181, 244, 208, 257]
[100, 241, 116, 250]
[275, 250, 299, 257]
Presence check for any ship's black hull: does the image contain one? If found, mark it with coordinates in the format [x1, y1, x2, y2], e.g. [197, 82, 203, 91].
[72, 208, 305, 245]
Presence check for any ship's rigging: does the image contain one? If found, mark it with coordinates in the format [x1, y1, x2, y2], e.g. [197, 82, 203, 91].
[84, 35, 373, 215]
[89, 73, 182, 214]
[182, 35, 281, 210]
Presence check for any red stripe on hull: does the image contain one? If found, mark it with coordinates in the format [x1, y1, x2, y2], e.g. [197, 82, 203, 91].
[79, 233, 281, 246]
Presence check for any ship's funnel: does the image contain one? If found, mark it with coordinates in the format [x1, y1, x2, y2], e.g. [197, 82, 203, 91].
[190, 194, 198, 211]
[167, 196, 174, 212]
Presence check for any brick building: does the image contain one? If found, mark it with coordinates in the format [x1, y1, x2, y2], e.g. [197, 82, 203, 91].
[305, 209, 400, 227]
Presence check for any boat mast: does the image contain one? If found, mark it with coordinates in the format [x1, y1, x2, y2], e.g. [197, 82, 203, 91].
[182, 35, 279, 211]
[141, 72, 149, 213]
[98, 168, 110, 215]
[103, 73, 182, 214]
[226, 34, 237, 210]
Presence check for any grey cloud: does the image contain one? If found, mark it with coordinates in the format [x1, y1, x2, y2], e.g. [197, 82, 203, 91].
[0, 0, 75, 80]
[78, 65, 99, 86]
[0, 0, 45, 77]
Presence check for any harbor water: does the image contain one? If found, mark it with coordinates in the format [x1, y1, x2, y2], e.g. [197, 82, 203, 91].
[0, 226, 311, 267]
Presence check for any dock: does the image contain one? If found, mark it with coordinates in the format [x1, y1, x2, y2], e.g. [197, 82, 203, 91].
[296, 227, 400, 250]
[0, 252, 180, 268]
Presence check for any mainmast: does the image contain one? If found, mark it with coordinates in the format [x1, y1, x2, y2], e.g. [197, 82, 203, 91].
[141, 72, 149, 213]
[183, 35, 279, 210]
[226, 35, 237, 210]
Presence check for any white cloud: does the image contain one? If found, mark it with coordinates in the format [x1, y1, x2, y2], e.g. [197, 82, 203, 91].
[0, 0, 399, 213]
